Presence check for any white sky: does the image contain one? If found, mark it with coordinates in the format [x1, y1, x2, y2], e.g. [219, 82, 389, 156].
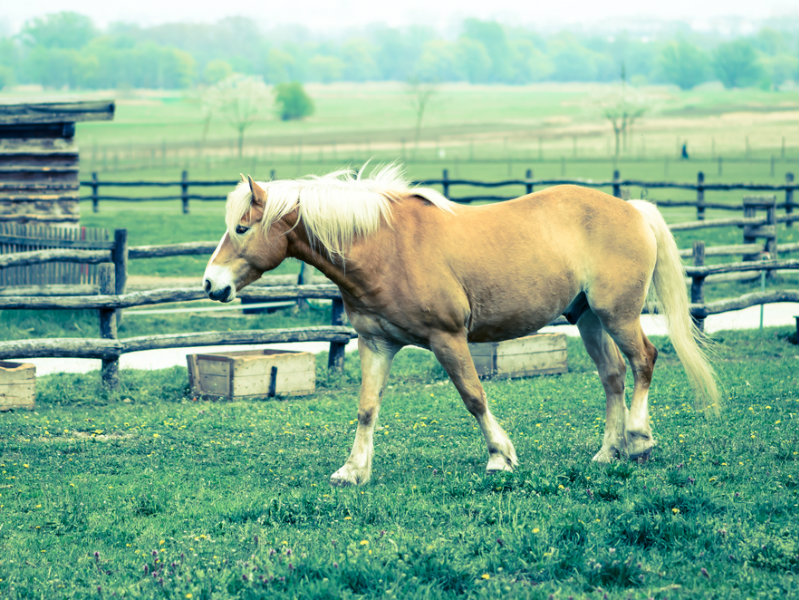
[2, 0, 796, 32]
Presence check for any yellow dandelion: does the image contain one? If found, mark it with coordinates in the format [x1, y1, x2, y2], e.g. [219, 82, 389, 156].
[532, 527, 540, 534]
[672, 508, 680, 514]
[481, 573, 491, 580]
[359, 540, 369, 546]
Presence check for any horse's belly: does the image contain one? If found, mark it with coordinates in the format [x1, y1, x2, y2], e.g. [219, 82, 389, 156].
[466, 311, 555, 343]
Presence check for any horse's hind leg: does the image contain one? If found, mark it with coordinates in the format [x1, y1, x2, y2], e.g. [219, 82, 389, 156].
[429, 330, 518, 473]
[600, 316, 658, 462]
[576, 309, 628, 462]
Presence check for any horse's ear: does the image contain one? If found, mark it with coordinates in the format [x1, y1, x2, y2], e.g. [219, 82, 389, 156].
[247, 175, 266, 207]
[239, 173, 247, 183]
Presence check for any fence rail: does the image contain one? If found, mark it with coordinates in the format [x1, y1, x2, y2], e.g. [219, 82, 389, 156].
[81, 169, 799, 224]
[3, 183, 799, 388]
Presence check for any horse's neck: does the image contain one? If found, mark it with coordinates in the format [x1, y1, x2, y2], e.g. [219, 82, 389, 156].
[285, 224, 368, 299]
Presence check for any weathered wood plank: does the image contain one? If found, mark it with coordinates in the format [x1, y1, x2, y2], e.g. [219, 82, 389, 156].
[0, 101, 115, 125]
[0, 248, 111, 269]
[0, 361, 36, 411]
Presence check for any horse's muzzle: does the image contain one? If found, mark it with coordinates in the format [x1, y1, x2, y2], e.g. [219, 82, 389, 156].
[204, 279, 233, 302]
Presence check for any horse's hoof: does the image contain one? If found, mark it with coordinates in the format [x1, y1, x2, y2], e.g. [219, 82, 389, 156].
[629, 448, 653, 464]
[330, 465, 368, 486]
[486, 452, 516, 473]
[330, 475, 355, 487]
[592, 447, 621, 463]
[626, 432, 655, 463]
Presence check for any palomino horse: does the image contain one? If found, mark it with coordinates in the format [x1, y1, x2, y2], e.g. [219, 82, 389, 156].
[203, 166, 719, 486]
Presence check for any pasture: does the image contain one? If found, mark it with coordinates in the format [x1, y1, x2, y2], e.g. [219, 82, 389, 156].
[1, 328, 797, 599]
[1, 82, 798, 598]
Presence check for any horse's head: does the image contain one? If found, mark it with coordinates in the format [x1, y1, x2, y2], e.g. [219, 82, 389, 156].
[203, 176, 292, 303]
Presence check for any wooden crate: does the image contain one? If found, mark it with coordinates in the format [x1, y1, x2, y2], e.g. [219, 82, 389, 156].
[0, 361, 36, 411]
[187, 349, 315, 399]
[469, 333, 567, 379]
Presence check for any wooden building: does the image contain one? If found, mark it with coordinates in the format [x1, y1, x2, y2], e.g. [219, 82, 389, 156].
[0, 100, 115, 287]
[0, 100, 114, 227]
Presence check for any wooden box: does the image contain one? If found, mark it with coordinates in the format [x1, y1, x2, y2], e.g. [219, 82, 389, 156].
[469, 333, 567, 379]
[0, 361, 36, 411]
[187, 349, 315, 399]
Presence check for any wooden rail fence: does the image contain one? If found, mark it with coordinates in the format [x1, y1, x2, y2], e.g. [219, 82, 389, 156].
[82, 169, 799, 225]
[2, 189, 798, 389]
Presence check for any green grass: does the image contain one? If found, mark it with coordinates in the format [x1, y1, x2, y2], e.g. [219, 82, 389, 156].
[1, 328, 797, 598]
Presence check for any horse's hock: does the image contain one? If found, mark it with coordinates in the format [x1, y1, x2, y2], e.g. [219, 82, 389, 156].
[469, 333, 568, 379]
[187, 349, 316, 400]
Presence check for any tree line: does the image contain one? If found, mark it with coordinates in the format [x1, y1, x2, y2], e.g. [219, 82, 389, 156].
[0, 11, 796, 91]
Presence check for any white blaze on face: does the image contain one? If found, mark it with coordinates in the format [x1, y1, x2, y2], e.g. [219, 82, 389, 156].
[203, 232, 237, 302]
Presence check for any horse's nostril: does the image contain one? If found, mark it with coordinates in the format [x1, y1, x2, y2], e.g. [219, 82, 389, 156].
[222, 285, 232, 299]
[203, 279, 211, 293]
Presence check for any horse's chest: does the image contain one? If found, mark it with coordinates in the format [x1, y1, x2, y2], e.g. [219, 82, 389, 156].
[347, 310, 429, 348]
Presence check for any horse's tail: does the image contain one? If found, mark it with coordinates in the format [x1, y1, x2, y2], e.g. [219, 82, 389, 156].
[630, 200, 721, 416]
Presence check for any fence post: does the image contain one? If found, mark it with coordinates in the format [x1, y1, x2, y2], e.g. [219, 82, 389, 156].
[612, 169, 621, 198]
[691, 240, 706, 332]
[296, 263, 308, 311]
[91, 172, 100, 213]
[696, 171, 705, 221]
[786, 172, 795, 228]
[525, 168, 534, 195]
[99, 264, 119, 389]
[112, 229, 128, 327]
[743, 196, 777, 266]
[328, 298, 347, 372]
[442, 169, 450, 198]
[181, 169, 190, 214]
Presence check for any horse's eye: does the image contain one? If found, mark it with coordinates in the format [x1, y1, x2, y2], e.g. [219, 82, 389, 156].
[235, 225, 249, 235]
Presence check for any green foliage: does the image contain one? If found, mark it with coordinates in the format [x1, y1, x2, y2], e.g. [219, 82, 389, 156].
[657, 40, 711, 90]
[203, 59, 233, 85]
[19, 11, 96, 49]
[713, 40, 765, 89]
[2, 13, 796, 89]
[274, 82, 314, 121]
[1, 329, 798, 598]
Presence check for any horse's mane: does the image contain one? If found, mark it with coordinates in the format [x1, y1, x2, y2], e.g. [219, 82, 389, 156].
[225, 164, 454, 255]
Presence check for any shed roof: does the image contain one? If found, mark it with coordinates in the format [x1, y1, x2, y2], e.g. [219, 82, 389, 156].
[0, 100, 115, 125]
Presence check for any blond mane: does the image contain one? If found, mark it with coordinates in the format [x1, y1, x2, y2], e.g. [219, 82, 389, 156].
[225, 164, 454, 255]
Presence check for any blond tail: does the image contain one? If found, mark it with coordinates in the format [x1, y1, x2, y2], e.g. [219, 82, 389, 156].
[630, 200, 721, 416]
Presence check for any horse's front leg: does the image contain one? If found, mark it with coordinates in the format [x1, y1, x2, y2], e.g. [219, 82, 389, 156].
[330, 336, 400, 486]
[429, 330, 518, 473]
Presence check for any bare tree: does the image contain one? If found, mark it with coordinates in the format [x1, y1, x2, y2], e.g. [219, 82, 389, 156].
[602, 65, 647, 159]
[406, 78, 438, 157]
[203, 74, 270, 157]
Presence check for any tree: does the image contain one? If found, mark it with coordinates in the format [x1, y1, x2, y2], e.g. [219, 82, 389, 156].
[657, 40, 711, 90]
[406, 78, 437, 156]
[713, 40, 764, 88]
[461, 19, 512, 82]
[204, 60, 233, 85]
[601, 66, 647, 159]
[273, 82, 314, 121]
[204, 75, 270, 156]
[20, 12, 96, 49]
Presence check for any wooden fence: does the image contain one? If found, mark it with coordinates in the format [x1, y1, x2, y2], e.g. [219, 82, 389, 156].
[82, 169, 799, 225]
[1, 191, 798, 389]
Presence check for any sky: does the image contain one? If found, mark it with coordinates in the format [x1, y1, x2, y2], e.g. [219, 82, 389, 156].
[3, 0, 796, 32]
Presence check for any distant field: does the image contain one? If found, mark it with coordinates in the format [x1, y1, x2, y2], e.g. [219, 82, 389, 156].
[70, 83, 798, 179]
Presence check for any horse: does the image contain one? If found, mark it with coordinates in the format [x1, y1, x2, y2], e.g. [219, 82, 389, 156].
[203, 165, 719, 486]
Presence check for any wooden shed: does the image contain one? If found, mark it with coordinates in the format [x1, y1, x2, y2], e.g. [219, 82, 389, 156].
[0, 100, 114, 227]
[0, 100, 115, 288]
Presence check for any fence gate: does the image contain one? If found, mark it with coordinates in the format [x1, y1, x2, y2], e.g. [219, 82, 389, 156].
[0, 223, 110, 288]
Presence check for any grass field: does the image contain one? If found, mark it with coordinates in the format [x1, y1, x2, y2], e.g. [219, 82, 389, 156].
[1, 328, 797, 599]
